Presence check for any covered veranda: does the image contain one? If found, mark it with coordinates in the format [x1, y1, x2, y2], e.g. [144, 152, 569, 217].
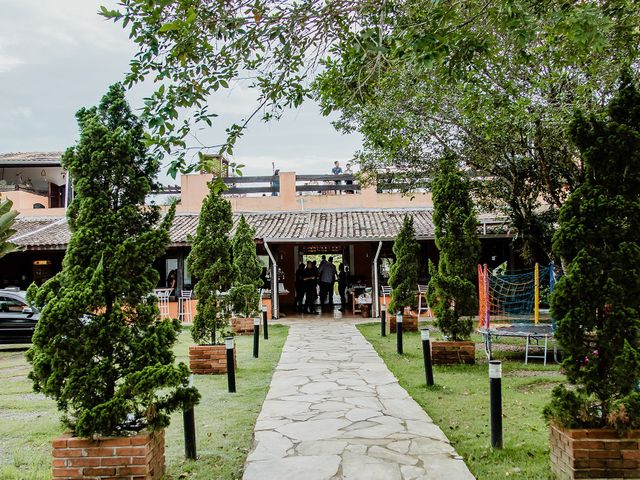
[5, 208, 512, 321]
[236, 208, 511, 319]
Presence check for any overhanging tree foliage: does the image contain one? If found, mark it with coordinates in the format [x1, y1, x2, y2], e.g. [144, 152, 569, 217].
[105, 0, 639, 263]
[186, 178, 236, 345]
[230, 215, 262, 319]
[102, 0, 379, 175]
[315, 1, 640, 262]
[389, 215, 419, 314]
[544, 72, 640, 431]
[0, 197, 23, 259]
[25, 84, 198, 438]
[428, 154, 480, 341]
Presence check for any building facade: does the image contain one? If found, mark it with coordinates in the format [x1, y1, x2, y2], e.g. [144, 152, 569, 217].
[1, 156, 513, 318]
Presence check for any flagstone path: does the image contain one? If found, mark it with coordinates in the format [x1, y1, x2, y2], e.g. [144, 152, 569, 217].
[243, 320, 475, 480]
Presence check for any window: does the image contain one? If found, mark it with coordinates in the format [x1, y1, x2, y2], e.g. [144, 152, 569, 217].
[0, 296, 27, 313]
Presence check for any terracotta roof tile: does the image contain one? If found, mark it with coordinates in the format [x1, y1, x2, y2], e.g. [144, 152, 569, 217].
[12, 208, 509, 249]
[0, 152, 63, 166]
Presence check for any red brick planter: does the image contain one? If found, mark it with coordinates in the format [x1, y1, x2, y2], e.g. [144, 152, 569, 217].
[52, 429, 164, 479]
[389, 313, 418, 333]
[550, 423, 640, 479]
[430, 341, 475, 365]
[189, 344, 236, 374]
[231, 316, 255, 334]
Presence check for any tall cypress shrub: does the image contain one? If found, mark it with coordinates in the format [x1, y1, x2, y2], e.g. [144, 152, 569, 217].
[186, 178, 236, 345]
[544, 72, 640, 431]
[389, 215, 420, 313]
[26, 84, 198, 437]
[428, 153, 480, 341]
[230, 215, 262, 318]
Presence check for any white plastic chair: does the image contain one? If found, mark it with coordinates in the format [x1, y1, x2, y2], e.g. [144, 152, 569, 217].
[179, 290, 193, 323]
[154, 288, 171, 319]
[380, 286, 392, 311]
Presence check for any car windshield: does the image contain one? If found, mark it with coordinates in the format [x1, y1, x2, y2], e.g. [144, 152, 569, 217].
[0, 292, 38, 314]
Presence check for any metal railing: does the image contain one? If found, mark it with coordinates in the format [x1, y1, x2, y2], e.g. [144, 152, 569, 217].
[216, 174, 361, 196]
[295, 174, 360, 194]
[222, 176, 279, 196]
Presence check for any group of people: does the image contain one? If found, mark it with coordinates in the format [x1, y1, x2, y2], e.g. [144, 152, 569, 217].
[332, 161, 354, 194]
[295, 256, 348, 314]
[331, 160, 353, 176]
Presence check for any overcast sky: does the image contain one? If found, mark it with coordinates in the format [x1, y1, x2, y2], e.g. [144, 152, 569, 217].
[0, 0, 362, 183]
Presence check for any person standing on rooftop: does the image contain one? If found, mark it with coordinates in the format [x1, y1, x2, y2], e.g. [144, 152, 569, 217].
[344, 163, 354, 194]
[332, 161, 343, 194]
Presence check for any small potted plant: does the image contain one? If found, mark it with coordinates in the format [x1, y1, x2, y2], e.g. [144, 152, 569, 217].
[230, 215, 262, 334]
[428, 153, 479, 365]
[26, 84, 199, 479]
[186, 177, 238, 374]
[388, 215, 420, 332]
[544, 73, 640, 480]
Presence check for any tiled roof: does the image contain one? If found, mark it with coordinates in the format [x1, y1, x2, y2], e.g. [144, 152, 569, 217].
[234, 209, 438, 242]
[0, 152, 63, 167]
[12, 217, 69, 250]
[12, 209, 509, 250]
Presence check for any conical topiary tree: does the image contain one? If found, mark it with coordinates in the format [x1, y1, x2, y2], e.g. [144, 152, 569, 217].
[428, 153, 480, 341]
[389, 215, 420, 313]
[544, 72, 640, 432]
[25, 84, 199, 438]
[186, 177, 237, 345]
[0, 197, 23, 259]
[230, 215, 262, 318]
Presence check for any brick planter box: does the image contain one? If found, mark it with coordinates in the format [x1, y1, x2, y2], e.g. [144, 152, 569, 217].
[52, 429, 164, 479]
[231, 317, 256, 335]
[389, 313, 418, 333]
[550, 423, 640, 479]
[431, 341, 476, 365]
[189, 344, 236, 374]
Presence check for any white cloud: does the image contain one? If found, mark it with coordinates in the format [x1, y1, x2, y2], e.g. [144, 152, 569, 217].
[8, 106, 32, 119]
[0, 54, 23, 73]
[1, 0, 363, 179]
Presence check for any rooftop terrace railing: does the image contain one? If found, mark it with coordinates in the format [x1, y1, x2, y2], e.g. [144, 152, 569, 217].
[222, 176, 279, 195]
[213, 174, 362, 196]
[295, 174, 360, 194]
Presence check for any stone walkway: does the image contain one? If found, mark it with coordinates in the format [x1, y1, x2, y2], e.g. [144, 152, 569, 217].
[243, 320, 475, 480]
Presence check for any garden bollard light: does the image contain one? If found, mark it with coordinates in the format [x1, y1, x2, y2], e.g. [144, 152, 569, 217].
[381, 304, 386, 337]
[253, 317, 260, 358]
[225, 337, 236, 393]
[420, 328, 434, 386]
[262, 304, 268, 340]
[396, 313, 403, 354]
[489, 360, 503, 448]
[183, 374, 197, 460]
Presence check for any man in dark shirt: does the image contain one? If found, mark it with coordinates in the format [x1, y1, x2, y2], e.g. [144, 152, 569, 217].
[338, 263, 348, 311]
[295, 263, 305, 312]
[318, 256, 337, 310]
[303, 261, 319, 314]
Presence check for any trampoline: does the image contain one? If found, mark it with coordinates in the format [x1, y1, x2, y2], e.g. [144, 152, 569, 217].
[477, 263, 560, 365]
[477, 319, 557, 365]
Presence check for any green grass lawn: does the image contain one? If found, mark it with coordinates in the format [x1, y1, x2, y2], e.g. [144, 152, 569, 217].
[0, 324, 288, 480]
[358, 322, 562, 480]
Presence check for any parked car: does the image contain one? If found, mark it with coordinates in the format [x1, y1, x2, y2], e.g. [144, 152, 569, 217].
[0, 288, 40, 344]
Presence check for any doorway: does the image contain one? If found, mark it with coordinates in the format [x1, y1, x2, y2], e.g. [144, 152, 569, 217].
[298, 245, 349, 311]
